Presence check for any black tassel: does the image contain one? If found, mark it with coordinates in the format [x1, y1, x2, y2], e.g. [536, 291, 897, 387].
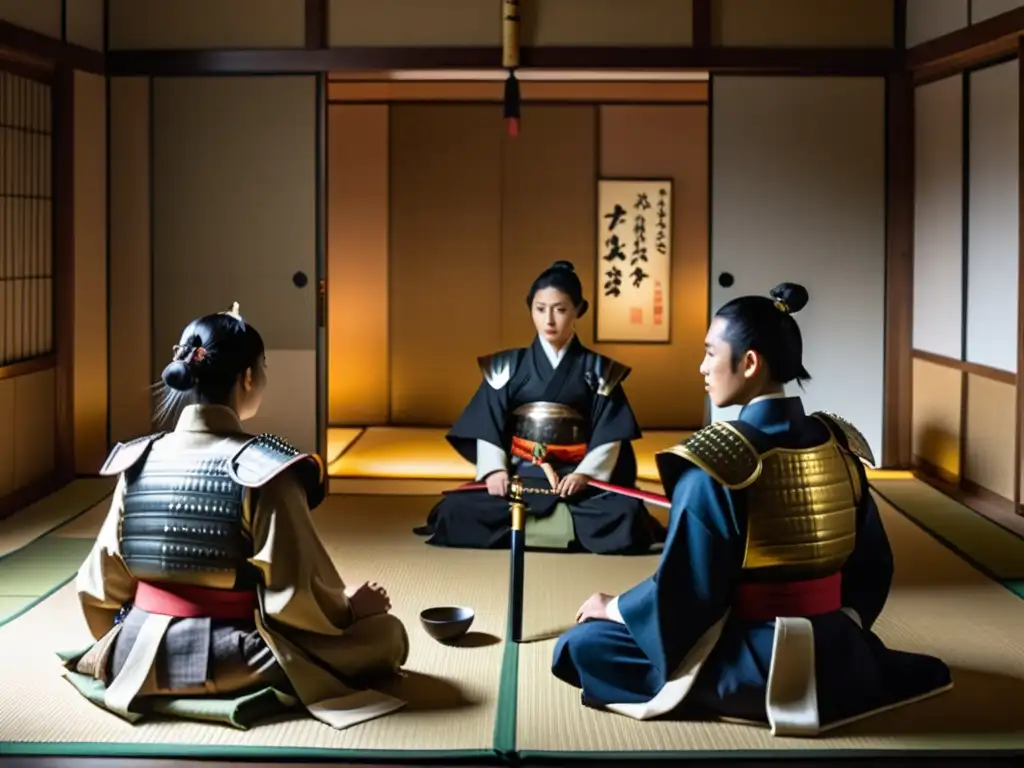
[503, 70, 520, 137]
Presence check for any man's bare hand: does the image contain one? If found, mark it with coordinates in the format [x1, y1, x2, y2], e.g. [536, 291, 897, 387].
[347, 581, 391, 620]
[485, 470, 509, 497]
[557, 473, 591, 498]
[575, 592, 613, 624]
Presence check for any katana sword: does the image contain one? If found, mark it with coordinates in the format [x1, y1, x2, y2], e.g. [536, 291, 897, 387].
[445, 473, 669, 644]
[507, 476, 527, 643]
[464, 474, 669, 644]
[441, 478, 671, 508]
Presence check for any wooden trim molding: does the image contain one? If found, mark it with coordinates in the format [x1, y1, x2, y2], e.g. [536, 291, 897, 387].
[914, 458, 1023, 533]
[914, 39, 1019, 86]
[912, 349, 1017, 386]
[884, 67, 914, 468]
[53, 65, 76, 485]
[105, 46, 899, 77]
[908, 6, 1024, 67]
[0, 355, 56, 382]
[912, 455, 958, 486]
[909, 7, 1024, 83]
[327, 80, 709, 104]
[0, 19, 104, 74]
[0, 46, 54, 83]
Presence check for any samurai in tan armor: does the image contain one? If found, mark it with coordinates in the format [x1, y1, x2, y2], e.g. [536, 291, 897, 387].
[61, 305, 409, 731]
[552, 283, 952, 736]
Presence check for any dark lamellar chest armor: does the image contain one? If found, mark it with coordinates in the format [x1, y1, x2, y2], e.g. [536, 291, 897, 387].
[99, 432, 326, 589]
[660, 413, 875, 581]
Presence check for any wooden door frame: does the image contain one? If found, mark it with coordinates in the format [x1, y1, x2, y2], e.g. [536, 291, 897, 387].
[0, 55, 76, 521]
[316, 71, 328, 462]
[901, 6, 1024, 514]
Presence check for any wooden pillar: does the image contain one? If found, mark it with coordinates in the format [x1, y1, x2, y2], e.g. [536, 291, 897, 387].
[1015, 37, 1024, 514]
[693, 0, 711, 49]
[883, 65, 915, 469]
[53, 65, 76, 484]
[305, 0, 327, 50]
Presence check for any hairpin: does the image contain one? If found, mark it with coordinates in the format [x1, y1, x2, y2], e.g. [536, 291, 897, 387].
[220, 301, 247, 329]
[172, 344, 207, 368]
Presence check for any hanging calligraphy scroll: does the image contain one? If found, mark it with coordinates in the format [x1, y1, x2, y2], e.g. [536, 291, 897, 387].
[595, 179, 673, 343]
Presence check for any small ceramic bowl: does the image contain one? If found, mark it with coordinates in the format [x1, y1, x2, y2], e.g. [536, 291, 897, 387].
[419, 606, 475, 642]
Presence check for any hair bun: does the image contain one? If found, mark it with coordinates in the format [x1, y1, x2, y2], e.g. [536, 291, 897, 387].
[550, 260, 575, 272]
[769, 282, 809, 314]
[161, 360, 196, 392]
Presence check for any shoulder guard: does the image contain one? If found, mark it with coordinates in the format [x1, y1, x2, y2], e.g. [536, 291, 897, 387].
[229, 434, 327, 510]
[813, 412, 876, 467]
[98, 433, 166, 477]
[583, 353, 632, 397]
[656, 422, 762, 493]
[477, 348, 522, 390]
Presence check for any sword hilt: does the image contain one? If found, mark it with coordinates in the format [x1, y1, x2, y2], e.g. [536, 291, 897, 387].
[514, 486, 559, 496]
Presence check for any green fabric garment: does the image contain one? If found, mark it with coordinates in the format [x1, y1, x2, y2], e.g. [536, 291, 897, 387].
[525, 502, 575, 550]
[58, 646, 300, 729]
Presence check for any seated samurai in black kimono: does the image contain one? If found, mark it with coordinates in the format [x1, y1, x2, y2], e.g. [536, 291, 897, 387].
[415, 261, 665, 555]
[551, 282, 953, 736]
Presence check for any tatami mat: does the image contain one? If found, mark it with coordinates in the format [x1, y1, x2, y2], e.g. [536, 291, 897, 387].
[0, 537, 94, 598]
[0, 496, 509, 758]
[51, 497, 113, 539]
[0, 478, 115, 557]
[515, 491, 1024, 755]
[328, 427, 474, 480]
[872, 478, 1024, 581]
[327, 426, 692, 483]
[325, 427, 364, 467]
[4, 479, 1024, 759]
[632, 430, 690, 481]
[326, 427, 911, 492]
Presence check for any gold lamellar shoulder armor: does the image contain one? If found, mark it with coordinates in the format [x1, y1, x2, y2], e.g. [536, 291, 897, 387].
[477, 349, 522, 390]
[812, 411, 876, 467]
[660, 422, 762, 490]
[584, 353, 632, 397]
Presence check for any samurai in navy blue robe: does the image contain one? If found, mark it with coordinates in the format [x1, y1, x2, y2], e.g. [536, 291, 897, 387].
[551, 395, 952, 735]
[415, 335, 665, 555]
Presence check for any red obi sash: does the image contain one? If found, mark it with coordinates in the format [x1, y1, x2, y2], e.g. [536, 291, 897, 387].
[511, 436, 588, 465]
[732, 573, 842, 622]
[134, 581, 257, 621]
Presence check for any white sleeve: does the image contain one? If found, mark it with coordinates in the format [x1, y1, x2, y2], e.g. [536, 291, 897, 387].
[573, 441, 621, 482]
[475, 439, 508, 481]
[606, 595, 625, 624]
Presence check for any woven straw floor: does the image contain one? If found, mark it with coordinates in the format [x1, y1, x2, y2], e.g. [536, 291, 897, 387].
[516, 492, 1024, 756]
[0, 495, 507, 759]
[1, 483, 1023, 761]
